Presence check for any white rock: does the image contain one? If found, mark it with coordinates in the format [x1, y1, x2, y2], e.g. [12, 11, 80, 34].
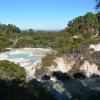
[73, 35, 79, 39]
[89, 44, 100, 51]
[0, 53, 8, 60]
[49, 57, 74, 73]
[80, 61, 100, 77]
[50, 77, 57, 82]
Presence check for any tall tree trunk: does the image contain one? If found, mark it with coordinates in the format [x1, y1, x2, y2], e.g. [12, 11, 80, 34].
[98, 16, 100, 35]
[97, 13, 100, 35]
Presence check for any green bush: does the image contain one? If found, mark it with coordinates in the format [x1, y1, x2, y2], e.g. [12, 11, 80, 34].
[0, 60, 26, 82]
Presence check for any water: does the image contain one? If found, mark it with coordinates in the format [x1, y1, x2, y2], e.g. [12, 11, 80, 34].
[8, 53, 42, 63]
[8, 53, 30, 59]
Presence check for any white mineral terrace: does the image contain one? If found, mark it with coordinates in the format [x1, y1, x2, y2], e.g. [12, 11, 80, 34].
[0, 48, 53, 79]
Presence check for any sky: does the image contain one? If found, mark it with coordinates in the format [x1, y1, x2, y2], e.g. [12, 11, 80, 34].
[0, 0, 96, 30]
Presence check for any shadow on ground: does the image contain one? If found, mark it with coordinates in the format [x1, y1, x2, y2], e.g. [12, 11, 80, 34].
[0, 72, 100, 100]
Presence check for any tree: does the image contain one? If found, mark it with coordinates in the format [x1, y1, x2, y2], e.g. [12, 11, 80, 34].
[66, 12, 99, 35]
[96, 12, 100, 35]
[96, 0, 100, 35]
[28, 28, 34, 35]
[96, 0, 100, 9]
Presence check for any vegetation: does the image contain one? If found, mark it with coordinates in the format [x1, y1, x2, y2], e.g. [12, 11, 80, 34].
[0, 12, 100, 54]
[0, 24, 20, 34]
[35, 53, 57, 78]
[96, 0, 100, 9]
[66, 12, 99, 35]
[0, 5, 100, 100]
[0, 60, 26, 81]
[0, 60, 56, 100]
[0, 79, 56, 100]
[0, 35, 13, 52]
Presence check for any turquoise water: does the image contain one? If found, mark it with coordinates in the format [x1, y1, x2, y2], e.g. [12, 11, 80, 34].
[8, 53, 42, 63]
[8, 54, 30, 59]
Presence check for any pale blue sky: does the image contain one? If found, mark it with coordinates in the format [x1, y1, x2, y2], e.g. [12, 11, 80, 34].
[0, 0, 96, 30]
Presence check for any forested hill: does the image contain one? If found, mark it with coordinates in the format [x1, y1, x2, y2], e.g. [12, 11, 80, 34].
[0, 24, 21, 34]
[64, 12, 100, 35]
[0, 12, 100, 54]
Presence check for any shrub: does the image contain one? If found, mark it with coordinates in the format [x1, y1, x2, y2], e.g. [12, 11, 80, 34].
[0, 60, 26, 82]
